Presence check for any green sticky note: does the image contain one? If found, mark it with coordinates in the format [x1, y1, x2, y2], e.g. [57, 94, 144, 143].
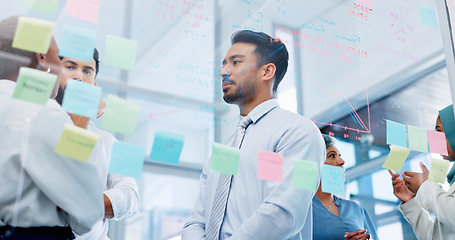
[103, 35, 137, 70]
[408, 125, 429, 153]
[428, 158, 450, 183]
[12, 67, 57, 105]
[22, 0, 59, 15]
[293, 159, 318, 191]
[210, 142, 240, 175]
[101, 95, 140, 135]
[12, 16, 54, 54]
[54, 124, 99, 162]
[382, 145, 410, 172]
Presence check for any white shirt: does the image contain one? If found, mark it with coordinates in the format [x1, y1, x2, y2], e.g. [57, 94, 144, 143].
[75, 123, 140, 240]
[398, 180, 455, 240]
[0, 80, 104, 234]
[183, 99, 326, 240]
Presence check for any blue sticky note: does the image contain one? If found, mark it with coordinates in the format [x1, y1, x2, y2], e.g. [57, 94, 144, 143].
[109, 141, 145, 179]
[420, 7, 438, 28]
[149, 131, 185, 164]
[61, 80, 101, 118]
[59, 24, 96, 62]
[386, 120, 407, 148]
[321, 164, 345, 195]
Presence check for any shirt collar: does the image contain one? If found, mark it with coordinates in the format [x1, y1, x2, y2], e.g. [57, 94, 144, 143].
[245, 99, 279, 124]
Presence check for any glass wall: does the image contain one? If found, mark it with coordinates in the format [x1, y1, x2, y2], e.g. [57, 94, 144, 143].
[2, 0, 454, 239]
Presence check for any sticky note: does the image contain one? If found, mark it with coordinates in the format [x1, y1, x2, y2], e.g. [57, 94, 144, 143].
[257, 151, 283, 182]
[59, 24, 96, 62]
[420, 7, 438, 28]
[293, 159, 318, 191]
[61, 80, 101, 118]
[54, 124, 99, 162]
[427, 130, 449, 156]
[64, 0, 101, 23]
[321, 164, 345, 195]
[149, 131, 185, 164]
[386, 120, 407, 148]
[103, 35, 137, 71]
[13, 67, 57, 105]
[428, 158, 450, 183]
[109, 141, 145, 179]
[210, 142, 240, 175]
[382, 145, 410, 172]
[22, 0, 59, 15]
[408, 125, 429, 153]
[101, 95, 140, 135]
[439, 105, 455, 153]
[12, 16, 54, 54]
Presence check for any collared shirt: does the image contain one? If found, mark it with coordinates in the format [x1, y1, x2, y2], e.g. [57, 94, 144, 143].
[0, 80, 104, 234]
[312, 196, 378, 240]
[183, 99, 326, 240]
[75, 123, 140, 240]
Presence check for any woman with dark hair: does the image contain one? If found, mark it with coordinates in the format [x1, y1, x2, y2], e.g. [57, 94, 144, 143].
[313, 134, 378, 240]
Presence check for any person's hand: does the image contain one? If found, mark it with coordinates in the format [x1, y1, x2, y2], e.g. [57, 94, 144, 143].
[344, 229, 371, 240]
[97, 98, 106, 118]
[388, 169, 415, 203]
[402, 162, 429, 194]
[70, 114, 91, 129]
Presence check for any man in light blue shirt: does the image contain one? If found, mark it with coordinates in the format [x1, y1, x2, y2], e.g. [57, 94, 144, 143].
[182, 30, 325, 240]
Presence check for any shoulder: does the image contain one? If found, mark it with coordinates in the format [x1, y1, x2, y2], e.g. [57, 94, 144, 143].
[268, 107, 319, 132]
[336, 196, 365, 212]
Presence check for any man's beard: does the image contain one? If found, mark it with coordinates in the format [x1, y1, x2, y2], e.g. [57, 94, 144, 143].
[223, 80, 256, 105]
[55, 85, 65, 106]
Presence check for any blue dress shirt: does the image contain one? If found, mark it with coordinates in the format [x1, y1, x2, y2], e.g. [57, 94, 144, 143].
[183, 99, 326, 240]
[313, 195, 378, 240]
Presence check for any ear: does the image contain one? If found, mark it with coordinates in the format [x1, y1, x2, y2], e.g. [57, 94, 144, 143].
[34, 53, 47, 69]
[261, 63, 276, 83]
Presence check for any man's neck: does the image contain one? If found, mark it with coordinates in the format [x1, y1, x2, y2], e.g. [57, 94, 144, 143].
[238, 95, 274, 116]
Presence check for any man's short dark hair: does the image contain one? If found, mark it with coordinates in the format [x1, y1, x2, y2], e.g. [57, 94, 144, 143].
[231, 30, 289, 93]
[59, 48, 100, 77]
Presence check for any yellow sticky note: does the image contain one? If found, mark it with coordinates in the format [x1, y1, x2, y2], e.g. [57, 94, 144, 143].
[428, 158, 450, 183]
[12, 16, 54, 54]
[382, 145, 410, 172]
[54, 124, 99, 162]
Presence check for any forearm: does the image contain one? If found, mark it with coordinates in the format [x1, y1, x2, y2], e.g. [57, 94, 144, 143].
[416, 180, 455, 228]
[398, 197, 440, 240]
[228, 194, 312, 240]
[105, 174, 140, 220]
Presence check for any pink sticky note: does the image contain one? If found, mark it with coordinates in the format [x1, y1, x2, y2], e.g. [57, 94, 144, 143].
[427, 130, 449, 156]
[64, 0, 101, 23]
[257, 151, 283, 182]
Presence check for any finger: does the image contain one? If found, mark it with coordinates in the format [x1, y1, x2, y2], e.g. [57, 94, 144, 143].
[420, 162, 429, 174]
[403, 171, 416, 177]
[345, 229, 366, 237]
[388, 169, 400, 180]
